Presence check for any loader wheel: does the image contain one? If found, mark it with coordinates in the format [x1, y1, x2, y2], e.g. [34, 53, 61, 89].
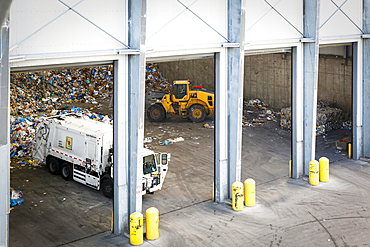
[147, 104, 165, 122]
[102, 178, 114, 198]
[48, 157, 60, 175]
[61, 163, 73, 181]
[189, 104, 206, 123]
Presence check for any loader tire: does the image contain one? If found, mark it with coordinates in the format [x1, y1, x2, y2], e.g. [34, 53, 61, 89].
[147, 104, 165, 122]
[48, 157, 60, 175]
[102, 178, 114, 198]
[189, 104, 206, 123]
[61, 163, 73, 181]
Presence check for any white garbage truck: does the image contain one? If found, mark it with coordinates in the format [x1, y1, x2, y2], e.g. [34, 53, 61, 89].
[32, 115, 170, 198]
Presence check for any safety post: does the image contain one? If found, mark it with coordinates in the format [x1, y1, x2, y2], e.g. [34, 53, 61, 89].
[111, 211, 113, 232]
[146, 207, 159, 240]
[289, 160, 292, 178]
[244, 178, 256, 207]
[309, 160, 319, 186]
[130, 212, 143, 245]
[348, 143, 352, 159]
[319, 157, 329, 182]
[232, 181, 244, 211]
[212, 182, 214, 201]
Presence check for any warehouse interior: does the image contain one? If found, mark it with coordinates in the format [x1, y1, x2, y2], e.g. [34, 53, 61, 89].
[1, 0, 370, 246]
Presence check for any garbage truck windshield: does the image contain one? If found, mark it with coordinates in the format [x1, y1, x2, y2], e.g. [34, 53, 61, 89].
[143, 154, 157, 175]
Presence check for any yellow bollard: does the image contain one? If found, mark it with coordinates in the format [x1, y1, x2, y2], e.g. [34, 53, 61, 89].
[212, 182, 214, 201]
[319, 157, 329, 182]
[111, 211, 113, 232]
[309, 160, 319, 186]
[232, 181, 244, 211]
[244, 178, 256, 207]
[130, 212, 143, 245]
[348, 143, 352, 159]
[146, 207, 159, 240]
[289, 160, 292, 178]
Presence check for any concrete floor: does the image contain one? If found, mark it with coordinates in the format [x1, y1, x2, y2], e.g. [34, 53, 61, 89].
[9, 116, 369, 247]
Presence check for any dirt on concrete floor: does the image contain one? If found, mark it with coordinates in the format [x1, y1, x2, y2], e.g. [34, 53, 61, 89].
[9, 98, 354, 246]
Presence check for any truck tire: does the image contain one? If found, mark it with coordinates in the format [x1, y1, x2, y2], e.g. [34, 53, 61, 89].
[61, 163, 73, 181]
[102, 178, 114, 198]
[147, 104, 165, 122]
[189, 104, 206, 123]
[48, 157, 60, 175]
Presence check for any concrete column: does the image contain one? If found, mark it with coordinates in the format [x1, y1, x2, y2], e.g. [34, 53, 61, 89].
[127, 0, 146, 224]
[291, 45, 304, 178]
[113, 57, 129, 234]
[302, 0, 320, 175]
[227, 0, 246, 197]
[0, 16, 10, 247]
[113, 0, 147, 234]
[363, 1, 370, 158]
[214, 49, 228, 203]
[352, 41, 363, 160]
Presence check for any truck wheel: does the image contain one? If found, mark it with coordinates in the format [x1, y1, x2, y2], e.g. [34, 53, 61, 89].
[102, 178, 114, 198]
[189, 104, 206, 123]
[147, 104, 165, 122]
[61, 163, 73, 181]
[48, 157, 60, 175]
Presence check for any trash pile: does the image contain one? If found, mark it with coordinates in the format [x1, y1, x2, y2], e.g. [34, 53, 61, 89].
[342, 120, 352, 130]
[146, 63, 172, 93]
[242, 99, 276, 127]
[280, 101, 344, 135]
[11, 66, 113, 111]
[10, 188, 24, 207]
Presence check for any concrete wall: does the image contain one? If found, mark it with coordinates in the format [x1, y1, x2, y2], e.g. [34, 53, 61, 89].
[318, 55, 352, 119]
[156, 52, 352, 117]
[156, 57, 215, 91]
[244, 53, 292, 110]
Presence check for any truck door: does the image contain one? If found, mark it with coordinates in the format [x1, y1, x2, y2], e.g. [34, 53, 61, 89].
[86, 137, 99, 188]
[159, 153, 169, 183]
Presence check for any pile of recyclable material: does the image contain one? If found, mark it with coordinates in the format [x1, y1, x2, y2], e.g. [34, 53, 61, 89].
[242, 99, 276, 127]
[342, 120, 352, 130]
[280, 101, 344, 135]
[146, 63, 172, 93]
[10, 188, 24, 207]
[11, 66, 113, 110]
[280, 107, 291, 130]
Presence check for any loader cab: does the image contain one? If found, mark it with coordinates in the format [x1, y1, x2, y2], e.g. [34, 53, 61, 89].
[171, 82, 189, 100]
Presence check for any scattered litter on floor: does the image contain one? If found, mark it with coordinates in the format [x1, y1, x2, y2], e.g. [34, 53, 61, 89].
[243, 99, 276, 127]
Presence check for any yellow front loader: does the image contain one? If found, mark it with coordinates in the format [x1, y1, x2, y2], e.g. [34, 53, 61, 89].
[147, 80, 214, 123]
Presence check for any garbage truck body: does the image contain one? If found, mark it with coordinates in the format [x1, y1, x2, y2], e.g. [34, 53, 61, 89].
[32, 115, 169, 198]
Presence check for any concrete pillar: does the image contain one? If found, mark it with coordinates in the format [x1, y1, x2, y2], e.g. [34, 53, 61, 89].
[113, 0, 147, 234]
[302, 0, 320, 175]
[214, 49, 229, 203]
[227, 0, 246, 197]
[127, 0, 146, 226]
[291, 44, 304, 178]
[113, 57, 129, 234]
[363, 1, 370, 158]
[352, 41, 363, 160]
[0, 16, 10, 247]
